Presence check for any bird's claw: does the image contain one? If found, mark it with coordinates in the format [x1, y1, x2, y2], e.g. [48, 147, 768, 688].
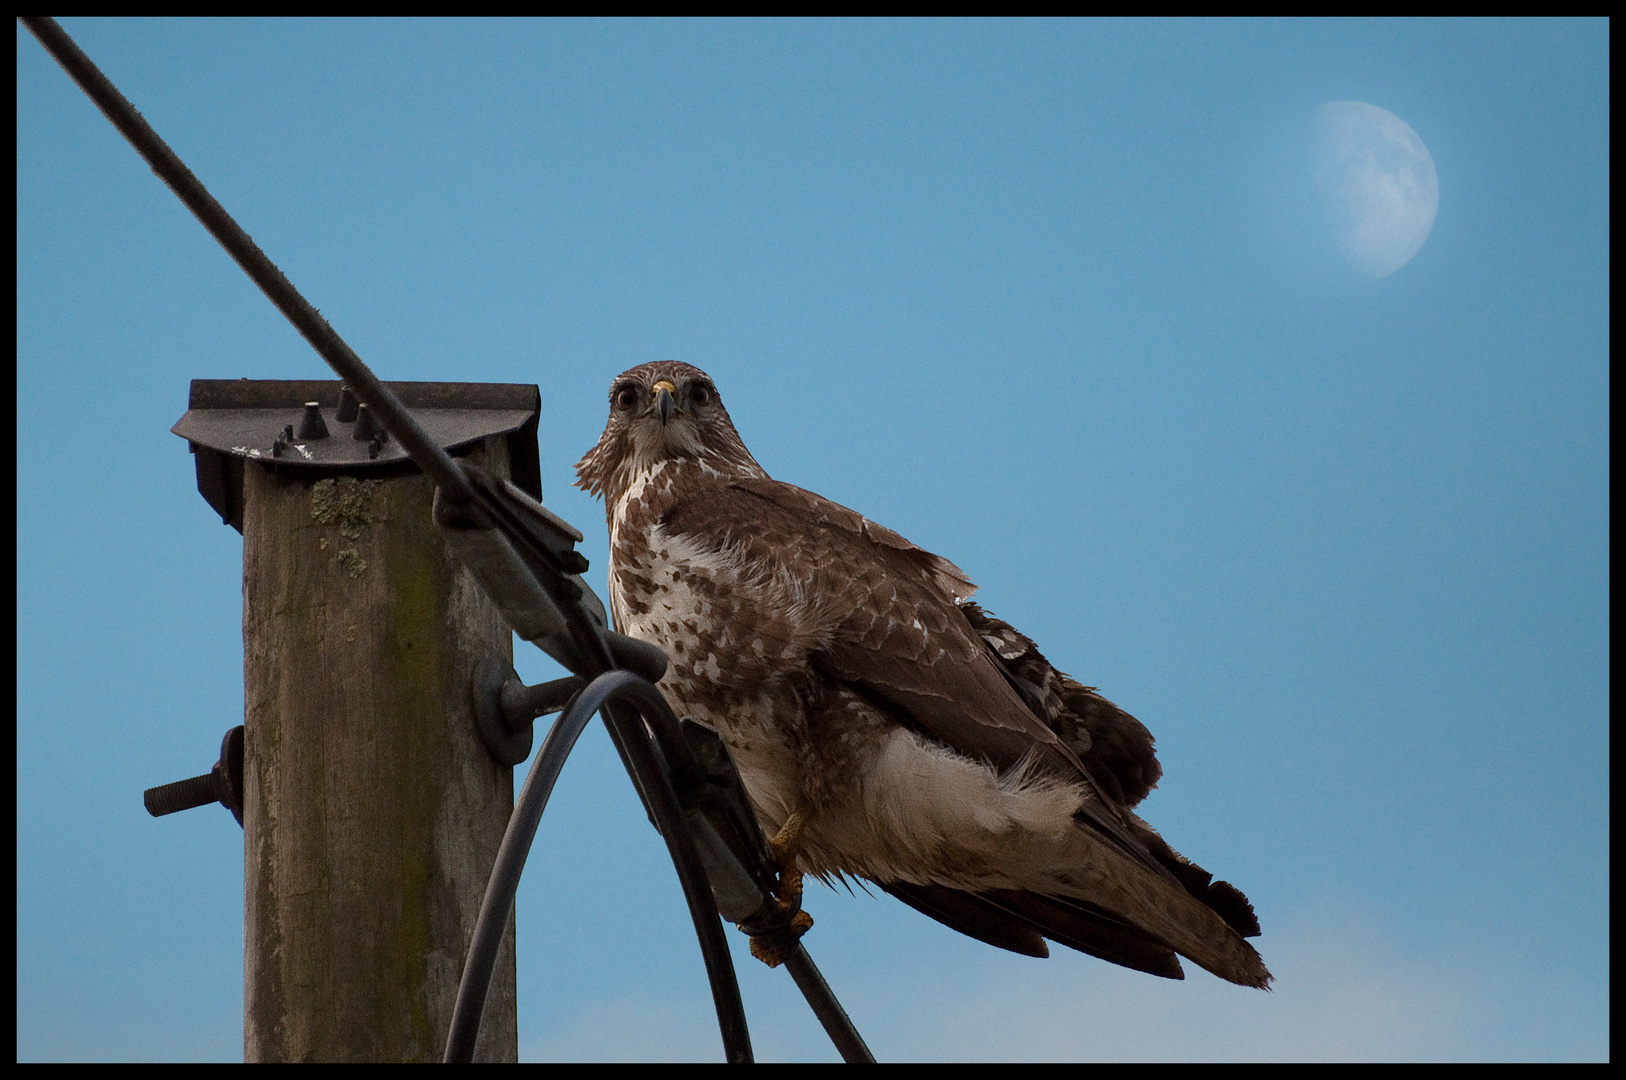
[746, 906, 813, 968]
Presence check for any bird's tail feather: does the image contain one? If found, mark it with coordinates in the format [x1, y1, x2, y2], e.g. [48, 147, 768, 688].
[980, 889, 1187, 980]
[878, 880, 1051, 958]
[1050, 831, 1273, 988]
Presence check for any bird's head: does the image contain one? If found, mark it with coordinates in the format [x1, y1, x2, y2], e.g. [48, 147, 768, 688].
[575, 361, 765, 502]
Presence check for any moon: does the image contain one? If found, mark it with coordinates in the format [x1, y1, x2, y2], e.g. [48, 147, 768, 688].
[1311, 101, 1439, 278]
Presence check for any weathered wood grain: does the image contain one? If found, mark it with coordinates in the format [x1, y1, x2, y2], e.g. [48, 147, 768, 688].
[243, 440, 518, 1062]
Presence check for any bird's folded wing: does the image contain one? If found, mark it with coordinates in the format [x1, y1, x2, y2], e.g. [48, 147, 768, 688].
[713, 478, 1094, 771]
[727, 477, 978, 602]
[960, 602, 1164, 809]
[661, 477, 1268, 985]
[663, 478, 1177, 878]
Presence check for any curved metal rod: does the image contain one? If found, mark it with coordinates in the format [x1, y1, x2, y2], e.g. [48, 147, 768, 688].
[591, 677, 756, 1063]
[593, 685, 876, 1061]
[445, 670, 753, 1064]
[444, 697, 593, 1062]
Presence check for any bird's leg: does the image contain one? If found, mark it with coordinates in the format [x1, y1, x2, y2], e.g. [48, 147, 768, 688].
[767, 807, 807, 906]
[743, 807, 814, 968]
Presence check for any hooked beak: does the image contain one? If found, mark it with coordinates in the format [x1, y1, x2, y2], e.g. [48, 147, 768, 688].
[652, 379, 677, 425]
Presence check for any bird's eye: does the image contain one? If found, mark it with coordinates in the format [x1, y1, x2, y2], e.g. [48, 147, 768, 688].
[613, 385, 638, 411]
[691, 383, 713, 407]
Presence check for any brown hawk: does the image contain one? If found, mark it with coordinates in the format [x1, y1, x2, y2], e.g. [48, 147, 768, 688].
[575, 361, 1270, 988]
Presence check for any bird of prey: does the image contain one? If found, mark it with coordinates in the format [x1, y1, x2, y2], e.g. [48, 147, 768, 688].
[575, 361, 1270, 988]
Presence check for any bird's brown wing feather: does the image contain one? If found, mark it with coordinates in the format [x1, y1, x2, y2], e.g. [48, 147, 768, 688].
[959, 601, 1163, 808]
[875, 880, 1050, 958]
[660, 477, 1269, 985]
[980, 889, 1188, 979]
[879, 880, 1189, 980]
[673, 479, 1068, 765]
[662, 478, 1176, 878]
[957, 602, 1262, 939]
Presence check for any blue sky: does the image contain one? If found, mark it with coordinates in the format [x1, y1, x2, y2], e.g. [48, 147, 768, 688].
[17, 18, 1607, 1062]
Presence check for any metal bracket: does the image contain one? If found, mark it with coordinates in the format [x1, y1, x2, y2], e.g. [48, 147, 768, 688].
[143, 726, 245, 827]
[469, 634, 670, 767]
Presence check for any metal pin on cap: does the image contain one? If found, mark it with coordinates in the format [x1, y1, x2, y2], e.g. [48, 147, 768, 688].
[335, 384, 359, 423]
[297, 401, 329, 440]
[352, 402, 380, 441]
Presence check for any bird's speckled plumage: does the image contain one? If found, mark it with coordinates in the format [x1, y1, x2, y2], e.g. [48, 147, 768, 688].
[576, 361, 1270, 987]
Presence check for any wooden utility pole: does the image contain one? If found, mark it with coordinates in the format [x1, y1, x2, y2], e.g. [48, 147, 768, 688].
[24, 23, 551, 1059]
[241, 437, 518, 1062]
[169, 379, 541, 1062]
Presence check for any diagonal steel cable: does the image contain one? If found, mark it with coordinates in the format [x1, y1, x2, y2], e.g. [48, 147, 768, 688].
[19, 15, 474, 506]
[23, 16, 871, 1064]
